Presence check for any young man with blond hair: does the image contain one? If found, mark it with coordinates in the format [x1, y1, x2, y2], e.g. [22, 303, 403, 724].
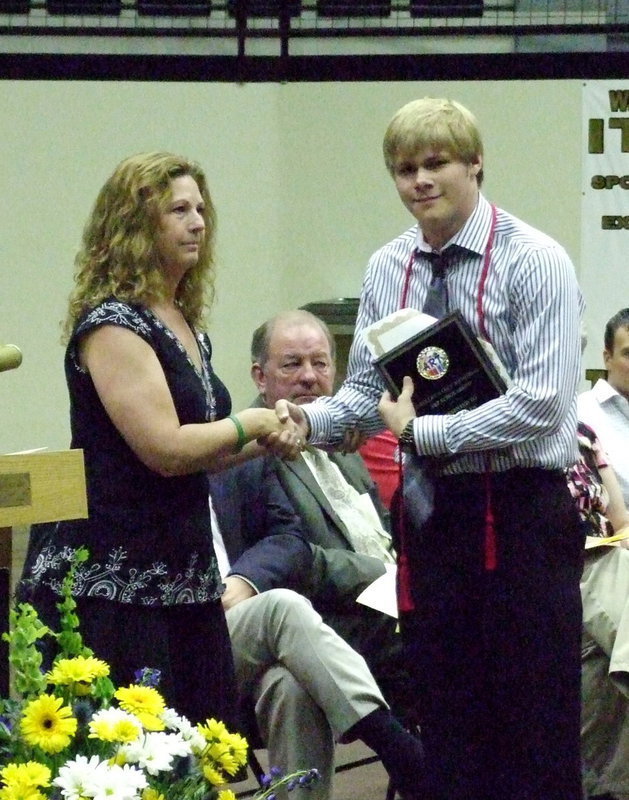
[281, 97, 585, 800]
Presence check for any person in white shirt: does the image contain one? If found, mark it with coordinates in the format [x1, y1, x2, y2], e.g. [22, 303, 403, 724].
[579, 308, 629, 506]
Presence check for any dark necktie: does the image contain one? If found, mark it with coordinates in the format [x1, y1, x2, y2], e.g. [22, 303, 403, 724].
[422, 249, 452, 319]
[399, 246, 456, 612]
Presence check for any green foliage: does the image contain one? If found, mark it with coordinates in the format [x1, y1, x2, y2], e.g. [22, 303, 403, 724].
[2, 602, 49, 698]
[55, 546, 92, 659]
[1, 547, 94, 700]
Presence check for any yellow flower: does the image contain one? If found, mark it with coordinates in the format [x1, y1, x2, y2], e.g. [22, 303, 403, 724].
[0, 785, 46, 800]
[218, 791, 237, 800]
[216, 752, 241, 777]
[46, 656, 109, 689]
[0, 762, 50, 800]
[204, 742, 241, 777]
[20, 695, 77, 753]
[0, 762, 51, 789]
[202, 729, 248, 777]
[201, 763, 225, 787]
[114, 685, 165, 731]
[198, 717, 228, 742]
[89, 716, 141, 743]
[141, 789, 164, 800]
[224, 731, 248, 770]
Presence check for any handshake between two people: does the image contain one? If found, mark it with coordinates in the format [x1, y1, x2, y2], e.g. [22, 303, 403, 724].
[271, 374, 416, 456]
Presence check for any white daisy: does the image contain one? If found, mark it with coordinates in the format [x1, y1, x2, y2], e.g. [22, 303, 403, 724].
[53, 755, 108, 800]
[120, 731, 191, 776]
[86, 763, 147, 800]
[162, 708, 205, 753]
[89, 707, 143, 740]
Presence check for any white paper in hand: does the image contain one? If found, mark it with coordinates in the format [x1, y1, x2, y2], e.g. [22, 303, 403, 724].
[356, 563, 398, 619]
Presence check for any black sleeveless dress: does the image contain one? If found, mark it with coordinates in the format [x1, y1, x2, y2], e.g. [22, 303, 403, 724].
[21, 299, 239, 727]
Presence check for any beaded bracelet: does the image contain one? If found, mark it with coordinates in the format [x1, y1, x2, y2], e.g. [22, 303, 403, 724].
[228, 414, 246, 453]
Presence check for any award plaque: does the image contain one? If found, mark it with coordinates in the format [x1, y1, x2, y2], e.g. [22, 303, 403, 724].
[374, 310, 508, 415]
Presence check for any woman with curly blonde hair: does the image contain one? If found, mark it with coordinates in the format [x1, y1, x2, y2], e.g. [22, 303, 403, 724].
[64, 152, 216, 340]
[22, 152, 300, 728]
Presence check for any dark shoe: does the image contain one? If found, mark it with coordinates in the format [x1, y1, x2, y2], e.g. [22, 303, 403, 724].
[589, 794, 617, 800]
[348, 708, 425, 798]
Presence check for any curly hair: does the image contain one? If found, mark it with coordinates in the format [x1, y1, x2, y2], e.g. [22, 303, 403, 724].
[63, 152, 217, 340]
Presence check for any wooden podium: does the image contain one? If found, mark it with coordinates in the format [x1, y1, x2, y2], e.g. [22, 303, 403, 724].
[0, 450, 87, 695]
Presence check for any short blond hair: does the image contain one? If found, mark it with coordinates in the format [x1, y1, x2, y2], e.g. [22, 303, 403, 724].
[383, 97, 484, 185]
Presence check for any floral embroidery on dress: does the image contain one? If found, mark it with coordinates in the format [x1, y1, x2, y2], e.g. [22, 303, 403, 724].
[70, 301, 153, 373]
[144, 308, 217, 422]
[26, 541, 220, 606]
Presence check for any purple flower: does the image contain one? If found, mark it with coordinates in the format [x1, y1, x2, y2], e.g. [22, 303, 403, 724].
[134, 667, 162, 688]
[261, 766, 320, 796]
[0, 715, 13, 733]
[270, 766, 284, 778]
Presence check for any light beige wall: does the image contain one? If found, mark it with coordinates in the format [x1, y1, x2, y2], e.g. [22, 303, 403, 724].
[1, 79, 583, 454]
[278, 80, 582, 303]
[0, 80, 285, 453]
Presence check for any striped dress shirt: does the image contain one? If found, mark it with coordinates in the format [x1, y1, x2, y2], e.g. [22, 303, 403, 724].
[305, 194, 584, 474]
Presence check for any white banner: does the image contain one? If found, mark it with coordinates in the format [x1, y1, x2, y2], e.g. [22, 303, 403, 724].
[581, 81, 629, 373]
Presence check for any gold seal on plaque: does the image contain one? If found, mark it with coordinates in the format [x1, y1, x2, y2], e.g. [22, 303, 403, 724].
[416, 346, 450, 381]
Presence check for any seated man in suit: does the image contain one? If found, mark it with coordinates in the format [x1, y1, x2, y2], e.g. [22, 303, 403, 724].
[233, 309, 412, 718]
[209, 470, 424, 800]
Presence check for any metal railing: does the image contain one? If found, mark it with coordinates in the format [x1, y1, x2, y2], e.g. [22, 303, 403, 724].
[0, 1, 626, 65]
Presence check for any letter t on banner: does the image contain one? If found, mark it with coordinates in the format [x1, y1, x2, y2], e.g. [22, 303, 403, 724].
[581, 81, 629, 374]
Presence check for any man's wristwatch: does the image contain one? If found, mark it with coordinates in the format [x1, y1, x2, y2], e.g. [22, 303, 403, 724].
[398, 418, 416, 452]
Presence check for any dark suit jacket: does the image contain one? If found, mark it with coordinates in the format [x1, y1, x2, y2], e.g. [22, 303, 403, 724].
[209, 457, 385, 604]
[208, 459, 313, 595]
[266, 448, 391, 551]
[248, 394, 390, 551]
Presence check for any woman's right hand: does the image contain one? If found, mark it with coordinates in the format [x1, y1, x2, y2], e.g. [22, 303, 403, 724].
[239, 407, 303, 460]
[259, 410, 304, 460]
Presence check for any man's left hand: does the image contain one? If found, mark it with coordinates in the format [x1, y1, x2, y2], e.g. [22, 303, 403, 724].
[378, 375, 416, 437]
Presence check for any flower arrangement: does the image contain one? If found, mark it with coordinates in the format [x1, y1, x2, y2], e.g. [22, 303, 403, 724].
[0, 551, 319, 800]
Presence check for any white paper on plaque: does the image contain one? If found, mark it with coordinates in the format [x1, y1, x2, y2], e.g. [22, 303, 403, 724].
[362, 309, 437, 358]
